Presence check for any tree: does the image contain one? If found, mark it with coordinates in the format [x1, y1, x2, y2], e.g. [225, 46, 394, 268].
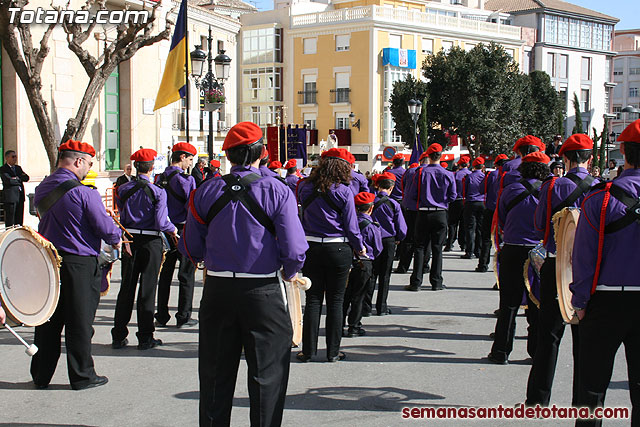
[598, 121, 608, 171]
[572, 93, 584, 134]
[389, 75, 428, 149]
[523, 71, 565, 143]
[0, 0, 172, 171]
[592, 127, 600, 167]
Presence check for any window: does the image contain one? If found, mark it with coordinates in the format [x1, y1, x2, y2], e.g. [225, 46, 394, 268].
[630, 87, 639, 98]
[580, 21, 592, 49]
[389, 34, 401, 49]
[547, 53, 556, 77]
[558, 88, 568, 110]
[581, 57, 591, 81]
[569, 19, 579, 47]
[613, 105, 622, 114]
[559, 55, 568, 79]
[104, 67, 119, 170]
[593, 23, 603, 50]
[242, 67, 283, 102]
[383, 65, 411, 144]
[558, 17, 569, 45]
[631, 68, 640, 75]
[441, 40, 453, 53]
[303, 38, 317, 54]
[242, 28, 281, 65]
[614, 58, 624, 76]
[301, 74, 317, 104]
[605, 58, 611, 81]
[545, 15, 557, 44]
[335, 113, 350, 129]
[581, 88, 590, 112]
[336, 34, 350, 51]
[217, 40, 224, 54]
[422, 38, 433, 55]
[303, 113, 317, 129]
[334, 72, 350, 103]
[250, 77, 259, 99]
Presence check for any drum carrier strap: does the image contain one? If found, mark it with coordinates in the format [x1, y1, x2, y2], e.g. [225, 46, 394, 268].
[301, 188, 343, 216]
[373, 195, 393, 212]
[205, 173, 275, 235]
[156, 170, 187, 204]
[504, 179, 541, 216]
[358, 218, 372, 230]
[120, 179, 158, 205]
[36, 179, 83, 218]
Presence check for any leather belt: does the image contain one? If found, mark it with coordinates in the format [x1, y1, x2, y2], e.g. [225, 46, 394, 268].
[306, 236, 348, 243]
[207, 271, 278, 278]
[126, 228, 163, 236]
[419, 207, 445, 212]
[595, 285, 640, 292]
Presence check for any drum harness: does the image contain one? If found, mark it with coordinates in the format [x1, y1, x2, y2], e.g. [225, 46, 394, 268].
[35, 179, 82, 218]
[118, 179, 158, 232]
[156, 170, 187, 204]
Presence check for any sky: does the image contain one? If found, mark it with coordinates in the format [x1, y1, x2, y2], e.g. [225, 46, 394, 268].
[250, 0, 639, 30]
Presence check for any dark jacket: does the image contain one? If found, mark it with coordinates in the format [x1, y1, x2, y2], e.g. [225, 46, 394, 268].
[191, 166, 206, 187]
[0, 164, 29, 202]
[115, 174, 136, 187]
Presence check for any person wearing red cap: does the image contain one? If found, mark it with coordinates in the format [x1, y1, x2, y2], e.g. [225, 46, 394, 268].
[179, 121, 308, 426]
[569, 119, 640, 423]
[268, 160, 282, 171]
[284, 159, 300, 192]
[31, 140, 121, 390]
[207, 159, 222, 180]
[525, 133, 598, 407]
[349, 160, 370, 196]
[296, 147, 365, 363]
[488, 151, 550, 365]
[343, 192, 382, 337]
[386, 153, 406, 202]
[258, 147, 277, 178]
[445, 155, 471, 252]
[154, 142, 198, 328]
[405, 143, 456, 291]
[460, 157, 486, 260]
[112, 148, 177, 351]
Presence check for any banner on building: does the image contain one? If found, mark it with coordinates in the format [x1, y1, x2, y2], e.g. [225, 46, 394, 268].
[382, 48, 417, 69]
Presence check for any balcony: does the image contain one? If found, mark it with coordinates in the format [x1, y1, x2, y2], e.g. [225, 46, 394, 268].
[298, 90, 317, 105]
[330, 88, 350, 104]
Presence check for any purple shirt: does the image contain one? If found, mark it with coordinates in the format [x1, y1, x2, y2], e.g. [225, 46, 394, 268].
[414, 164, 457, 210]
[534, 167, 598, 254]
[570, 168, 640, 309]
[285, 173, 299, 193]
[116, 175, 175, 233]
[492, 157, 522, 203]
[349, 170, 370, 196]
[454, 168, 471, 199]
[401, 166, 421, 211]
[297, 179, 364, 251]
[372, 190, 407, 241]
[357, 212, 383, 260]
[463, 169, 485, 203]
[259, 165, 279, 178]
[156, 166, 196, 225]
[35, 168, 120, 256]
[497, 178, 541, 245]
[178, 166, 308, 278]
[386, 165, 406, 201]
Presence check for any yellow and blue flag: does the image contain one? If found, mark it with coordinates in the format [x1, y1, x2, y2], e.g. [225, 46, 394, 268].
[154, 0, 190, 111]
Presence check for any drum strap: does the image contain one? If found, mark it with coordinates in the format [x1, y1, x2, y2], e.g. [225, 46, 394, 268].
[204, 173, 275, 235]
[542, 177, 558, 245]
[504, 179, 541, 216]
[552, 174, 595, 216]
[373, 196, 393, 212]
[36, 179, 82, 218]
[156, 170, 187, 204]
[592, 182, 613, 295]
[120, 180, 158, 205]
[358, 218, 372, 230]
[301, 188, 342, 217]
[604, 185, 640, 234]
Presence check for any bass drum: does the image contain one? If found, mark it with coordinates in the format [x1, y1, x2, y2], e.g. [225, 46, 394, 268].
[554, 208, 580, 325]
[0, 226, 61, 327]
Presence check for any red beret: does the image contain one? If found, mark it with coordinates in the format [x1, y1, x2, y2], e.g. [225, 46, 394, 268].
[513, 135, 545, 153]
[522, 151, 550, 164]
[59, 139, 96, 157]
[495, 154, 509, 162]
[392, 153, 404, 160]
[322, 148, 355, 165]
[284, 159, 297, 169]
[419, 152, 429, 161]
[172, 142, 197, 156]
[440, 162, 448, 168]
[377, 171, 396, 182]
[559, 134, 593, 156]
[618, 119, 640, 144]
[457, 155, 470, 165]
[131, 148, 157, 162]
[354, 192, 375, 206]
[222, 122, 264, 150]
[472, 157, 485, 167]
[269, 161, 282, 169]
[210, 159, 221, 168]
[425, 143, 442, 155]
[409, 163, 419, 168]
[260, 146, 269, 160]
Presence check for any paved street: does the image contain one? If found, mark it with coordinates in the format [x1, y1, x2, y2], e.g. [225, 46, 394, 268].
[0, 248, 632, 426]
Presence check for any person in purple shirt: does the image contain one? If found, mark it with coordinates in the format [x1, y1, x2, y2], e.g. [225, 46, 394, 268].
[386, 153, 406, 202]
[488, 151, 549, 365]
[155, 142, 198, 328]
[405, 144, 456, 291]
[343, 192, 383, 338]
[31, 140, 121, 391]
[178, 122, 307, 427]
[570, 120, 640, 425]
[284, 159, 300, 192]
[445, 156, 470, 252]
[112, 149, 177, 351]
[477, 154, 508, 272]
[349, 165, 370, 196]
[366, 172, 407, 316]
[461, 157, 486, 259]
[526, 134, 597, 407]
[296, 147, 365, 363]
[258, 147, 278, 178]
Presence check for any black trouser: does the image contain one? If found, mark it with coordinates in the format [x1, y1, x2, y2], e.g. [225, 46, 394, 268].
[112, 234, 163, 344]
[3, 200, 24, 226]
[199, 276, 291, 427]
[490, 244, 539, 361]
[301, 242, 352, 359]
[463, 201, 484, 257]
[526, 258, 580, 406]
[446, 200, 465, 250]
[31, 253, 101, 387]
[343, 259, 373, 329]
[156, 224, 196, 325]
[575, 292, 640, 427]
[478, 208, 494, 270]
[365, 237, 395, 315]
[398, 209, 417, 271]
[410, 210, 447, 289]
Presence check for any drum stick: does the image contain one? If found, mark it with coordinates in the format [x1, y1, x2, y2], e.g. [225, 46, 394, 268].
[108, 211, 133, 239]
[2, 323, 38, 356]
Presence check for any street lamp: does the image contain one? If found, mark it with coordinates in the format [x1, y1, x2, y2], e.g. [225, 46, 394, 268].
[621, 105, 640, 133]
[214, 50, 232, 82]
[407, 98, 422, 151]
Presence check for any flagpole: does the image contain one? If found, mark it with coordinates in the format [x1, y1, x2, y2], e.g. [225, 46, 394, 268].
[184, 1, 189, 143]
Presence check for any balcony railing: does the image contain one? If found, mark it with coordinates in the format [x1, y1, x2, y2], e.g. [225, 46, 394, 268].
[330, 88, 351, 103]
[298, 90, 317, 105]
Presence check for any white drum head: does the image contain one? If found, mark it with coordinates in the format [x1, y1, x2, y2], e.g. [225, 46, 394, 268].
[555, 208, 580, 325]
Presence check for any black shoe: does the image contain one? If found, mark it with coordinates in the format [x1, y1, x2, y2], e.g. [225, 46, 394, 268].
[154, 320, 168, 327]
[432, 284, 446, 291]
[138, 338, 163, 350]
[71, 375, 109, 391]
[154, 315, 169, 327]
[296, 352, 311, 363]
[443, 246, 452, 252]
[460, 254, 474, 259]
[362, 311, 371, 318]
[377, 309, 391, 316]
[327, 351, 346, 363]
[404, 285, 420, 292]
[487, 353, 508, 365]
[489, 332, 496, 338]
[111, 338, 128, 349]
[494, 309, 500, 316]
[394, 267, 408, 274]
[33, 382, 49, 390]
[177, 318, 198, 328]
[424, 265, 430, 273]
[347, 327, 366, 337]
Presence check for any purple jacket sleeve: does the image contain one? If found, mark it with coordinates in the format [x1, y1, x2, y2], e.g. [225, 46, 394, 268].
[570, 197, 600, 309]
[178, 191, 207, 263]
[339, 189, 364, 250]
[447, 173, 457, 203]
[394, 203, 407, 241]
[371, 225, 383, 259]
[534, 179, 551, 240]
[155, 190, 176, 233]
[272, 185, 309, 279]
[84, 189, 121, 245]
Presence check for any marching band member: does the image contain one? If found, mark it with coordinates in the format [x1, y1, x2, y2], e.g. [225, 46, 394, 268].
[386, 153, 406, 202]
[477, 153, 508, 273]
[155, 143, 198, 328]
[445, 156, 470, 252]
[349, 163, 371, 196]
[32, 140, 121, 390]
[461, 157, 486, 259]
[492, 136, 546, 205]
[488, 151, 550, 365]
[208, 159, 222, 180]
[112, 149, 177, 350]
[179, 121, 307, 426]
[405, 144, 456, 291]
[296, 148, 365, 362]
[259, 147, 278, 177]
[571, 119, 640, 426]
[526, 134, 597, 406]
[284, 159, 299, 192]
[268, 160, 282, 172]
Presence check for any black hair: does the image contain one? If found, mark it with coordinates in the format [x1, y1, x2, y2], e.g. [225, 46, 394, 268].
[519, 145, 540, 156]
[459, 162, 469, 168]
[287, 167, 297, 175]
[4, 150, 15, 157]
[59, 150, 83, 161]
[135, 161, 154, 174]
[624, 142, 640, 168]
[495, 159, 508, 167]
[171, 151, 193, 164]
[609, 159, 617, 167]
[356, 203, 373, 213]
[377, 178, 395, 190]
[563, 150, 591, 165]
[392, 158, 404, 167]
[474, 164, 483, 170]
[226, 142, 263, 166]
[518, 161, 549, 181]
[259, 156, 269, 167]
[429, 152, 442, 161]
